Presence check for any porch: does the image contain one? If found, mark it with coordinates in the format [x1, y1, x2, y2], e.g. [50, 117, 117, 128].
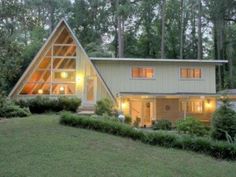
[118, 93, 217, 127]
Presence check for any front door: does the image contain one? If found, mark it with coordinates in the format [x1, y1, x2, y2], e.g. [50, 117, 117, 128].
[85, 76, 97, 105]
[142, 101, 154, 127]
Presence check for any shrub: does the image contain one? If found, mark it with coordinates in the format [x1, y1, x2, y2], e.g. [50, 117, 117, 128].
[133, 117, 141, 127]
[176, 116, 208, 136]
[60, 112, 236, 160]
[211, 98, 236, 141]
[58, 96, 81, 112]
[0, 96, 31, 118]
[95, 98, 113, 116]
[153, 119, 172, 130]
[15, 96, 81, 113]
[124, 115, 132, 124]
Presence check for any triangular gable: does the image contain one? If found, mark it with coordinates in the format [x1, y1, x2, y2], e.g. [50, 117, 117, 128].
[9, 19, 115, 103]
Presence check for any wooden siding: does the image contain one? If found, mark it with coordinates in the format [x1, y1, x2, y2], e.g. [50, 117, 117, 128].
[93, 61, 216, 95]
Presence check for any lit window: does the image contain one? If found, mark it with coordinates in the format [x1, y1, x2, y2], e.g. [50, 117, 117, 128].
[180, 68, 201, 79]
[180, 100, 203, 113]
[132, 67, 154, 79]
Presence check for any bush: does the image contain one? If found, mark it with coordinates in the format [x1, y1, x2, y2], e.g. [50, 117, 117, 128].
[176, 116, 208, 136]
[95, 98, 113, 116]
[211, 98, 236, 141]
[124, 115, 132, 124]
[58, 96, 81, 112]
[60, 112, 143, 140]
[133, 117, 141, 128]
[15, 96, 81, 113]
[153, 119, 172, 130]
[0, 96, 31, 118]
[60, 112, 236, 160]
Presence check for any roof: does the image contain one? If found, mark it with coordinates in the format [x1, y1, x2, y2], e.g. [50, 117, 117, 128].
[119, 92, 219, 97]
[91, 57, 227, 64]
[219, 89, 236, 95]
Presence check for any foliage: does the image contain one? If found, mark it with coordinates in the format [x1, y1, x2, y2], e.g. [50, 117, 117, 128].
[15, 96, 81, 113]
[60, 112, 236, 160]
[124, 115, 132, 124]
[133, 117, 141, 128]
[60, 112, 143, 140]
[153, 119, 172, 130]
[0, 95, 30, 118]
[211, 98, 236, 141]
[58, 96, 81, 112]
[95, 98, 113, 116]
[176, 116, 208, 136]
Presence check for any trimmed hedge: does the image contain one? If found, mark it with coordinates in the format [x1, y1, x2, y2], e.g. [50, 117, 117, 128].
[60, 112, 236, 160]
[153, 119, 172, 130]
[0, 96, 31, 118]
[15, 96, 81, 113]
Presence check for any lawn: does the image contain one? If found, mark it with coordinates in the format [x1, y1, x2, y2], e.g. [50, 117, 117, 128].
[0, 114, 235, 177]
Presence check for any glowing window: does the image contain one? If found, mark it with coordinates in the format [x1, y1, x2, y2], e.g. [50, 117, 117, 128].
[180, 100, 203, 113]
[132, 67, 154, 79]
[180, 68, 201, 79]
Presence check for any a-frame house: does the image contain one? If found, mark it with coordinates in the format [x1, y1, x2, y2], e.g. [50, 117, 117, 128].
[9, 19, 114, 108]
[10, 19, 228, 127]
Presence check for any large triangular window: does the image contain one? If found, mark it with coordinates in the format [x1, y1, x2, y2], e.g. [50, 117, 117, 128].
[20, 27, 77, 95]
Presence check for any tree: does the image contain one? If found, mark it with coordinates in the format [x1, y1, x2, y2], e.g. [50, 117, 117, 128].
[161, 0, 166, 59]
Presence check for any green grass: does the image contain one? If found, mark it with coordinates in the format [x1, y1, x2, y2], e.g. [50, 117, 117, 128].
[0, 114, 235, 177]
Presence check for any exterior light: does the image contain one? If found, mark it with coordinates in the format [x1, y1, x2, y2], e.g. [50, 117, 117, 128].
[61, 72, 68, 79]
[38, 89, 43, 94]
[121, 102, 128, 109]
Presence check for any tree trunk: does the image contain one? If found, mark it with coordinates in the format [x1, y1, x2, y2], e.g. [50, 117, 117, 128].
[117, 0, 124, 58]
[179, 0, 184, 59]
[197, 0, 202, 59]
[161, 0, 166, 59]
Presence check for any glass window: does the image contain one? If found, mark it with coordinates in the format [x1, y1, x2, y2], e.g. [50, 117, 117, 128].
[132, 67, 154, 79]
[52, 83, 75, 95]
[20, 83, 50, 95]
[53, 58, 76, 69]
[53, 71, 75, 82]
[180, 100, 203, 113]
[180, 68, 201, 79]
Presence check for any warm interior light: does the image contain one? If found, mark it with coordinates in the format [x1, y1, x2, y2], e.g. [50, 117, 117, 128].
[60, 72, 68, 79]
[38, 89, 43, 94]
[76, 76, 81, 83]
[205, 100, 212, 109]
[59, 86, 65, 91]
[121, 102, 128, 109]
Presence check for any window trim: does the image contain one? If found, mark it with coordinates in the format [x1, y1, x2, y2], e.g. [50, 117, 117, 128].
[179, 67, 203, 80]
[130, 66, 156, 80]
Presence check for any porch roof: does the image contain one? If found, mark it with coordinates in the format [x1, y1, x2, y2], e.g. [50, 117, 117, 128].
[118, 92, 219, 97]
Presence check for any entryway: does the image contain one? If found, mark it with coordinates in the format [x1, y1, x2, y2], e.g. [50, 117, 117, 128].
[130, 99, 154, 127]
[84, 76, 97, 106]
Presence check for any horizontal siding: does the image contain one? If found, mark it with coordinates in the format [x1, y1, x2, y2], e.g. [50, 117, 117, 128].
[93, 61, 216, 96]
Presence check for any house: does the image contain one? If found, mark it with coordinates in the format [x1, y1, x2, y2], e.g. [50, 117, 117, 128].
[9, 19, 227, 127]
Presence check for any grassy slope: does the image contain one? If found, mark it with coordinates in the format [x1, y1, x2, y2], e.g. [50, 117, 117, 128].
[0, 115, 235, 177]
